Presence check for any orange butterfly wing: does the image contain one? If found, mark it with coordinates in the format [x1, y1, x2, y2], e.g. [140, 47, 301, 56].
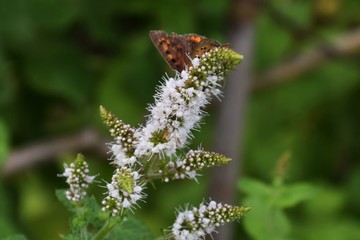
[150, 31, 229, 71]
[149, 30, 188, 72]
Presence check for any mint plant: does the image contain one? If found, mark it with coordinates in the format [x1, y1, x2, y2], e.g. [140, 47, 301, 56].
[58, 37, 249, 240]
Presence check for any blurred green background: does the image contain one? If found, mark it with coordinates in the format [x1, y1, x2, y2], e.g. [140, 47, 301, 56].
[1, 0, 360, 239]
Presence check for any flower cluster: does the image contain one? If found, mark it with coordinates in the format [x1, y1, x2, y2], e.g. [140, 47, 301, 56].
[100, 106, 137, 167]
[170, 201, 250, 240]
[58, 33, 249, 239]
[99, 46, 241, 213]
[102, 167, 146, 216]
[61, 154, 96, 202]
[61, 44, 243, 217]
[134, 48, 243, 157]
[163, 150, 231, 181]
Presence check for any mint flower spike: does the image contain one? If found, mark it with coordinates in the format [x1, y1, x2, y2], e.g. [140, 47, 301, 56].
[102, 167, 146, 217]
[169, 201, 250, 240]
[100, 106, 138, 167]
[135, 47, 243, 158]
[164, 150, 231, 181]
[60, 154, 96, 202]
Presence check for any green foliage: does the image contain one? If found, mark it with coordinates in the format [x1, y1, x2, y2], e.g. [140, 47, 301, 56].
[239, 153, 316, 240]
[240, 177, 315, 240]
[107, 217, 153, 240]
[56, 189, 104, 230]
[55, 189, 153, 239]
[1, 0, 360, 239]
[293, 185, 360, 240]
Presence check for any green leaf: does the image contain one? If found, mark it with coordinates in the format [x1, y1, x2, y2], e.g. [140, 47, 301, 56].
[81, 195, 104, 229]
[275, 183, 316, 208]
[243, 197, 290, 240]
[304, 185, 346, 218]
[55, 189, 76, 212]
[238, 178, 272, 198]
[108, 216, 153, 240]
[240, 179, 315, 240]
[70, 196, 103, 232]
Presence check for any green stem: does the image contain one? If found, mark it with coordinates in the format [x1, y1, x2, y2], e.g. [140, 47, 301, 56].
[91, 218, 118, 240]
[147, 157, 160, 175]
[143, 167, 178, 181]
[143, 172, 163, 180]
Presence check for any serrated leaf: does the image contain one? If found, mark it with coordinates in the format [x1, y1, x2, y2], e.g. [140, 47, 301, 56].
[55, 189, 76, 212]
[108, 216, 153, 240]
[70, 196, 102, 231]
[275, 183, 316, 208]
[82, 195, 103, 228]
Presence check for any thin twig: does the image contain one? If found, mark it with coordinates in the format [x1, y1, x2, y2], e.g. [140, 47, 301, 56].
[2, 128, 108, 177]
[253, 27, 360, 91]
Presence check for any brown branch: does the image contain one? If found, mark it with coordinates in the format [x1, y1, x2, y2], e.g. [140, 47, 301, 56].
[2, 128, 108, 177]
[207, 1, 258, 240]
[253, 27, 360, 91]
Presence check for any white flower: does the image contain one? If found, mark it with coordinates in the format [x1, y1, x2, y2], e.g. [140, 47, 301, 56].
[191, 57, 200, 69]
[59, 154, 95, 202]
[109, 143, 137, 167]
[102, 167, 146, 216]
[160, 150, 231, 182]
[169, 201, 250, 240]
[134, 48, 242, 158]
[134, 74, 207, 157]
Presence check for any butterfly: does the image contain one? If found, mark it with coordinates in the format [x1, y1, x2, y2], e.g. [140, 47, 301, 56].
[149, 30, 228, 72]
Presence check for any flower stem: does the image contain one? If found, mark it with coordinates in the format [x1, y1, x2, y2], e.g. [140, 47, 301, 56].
[91, 218, 118, 240]
[143, 168, 177, 181]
